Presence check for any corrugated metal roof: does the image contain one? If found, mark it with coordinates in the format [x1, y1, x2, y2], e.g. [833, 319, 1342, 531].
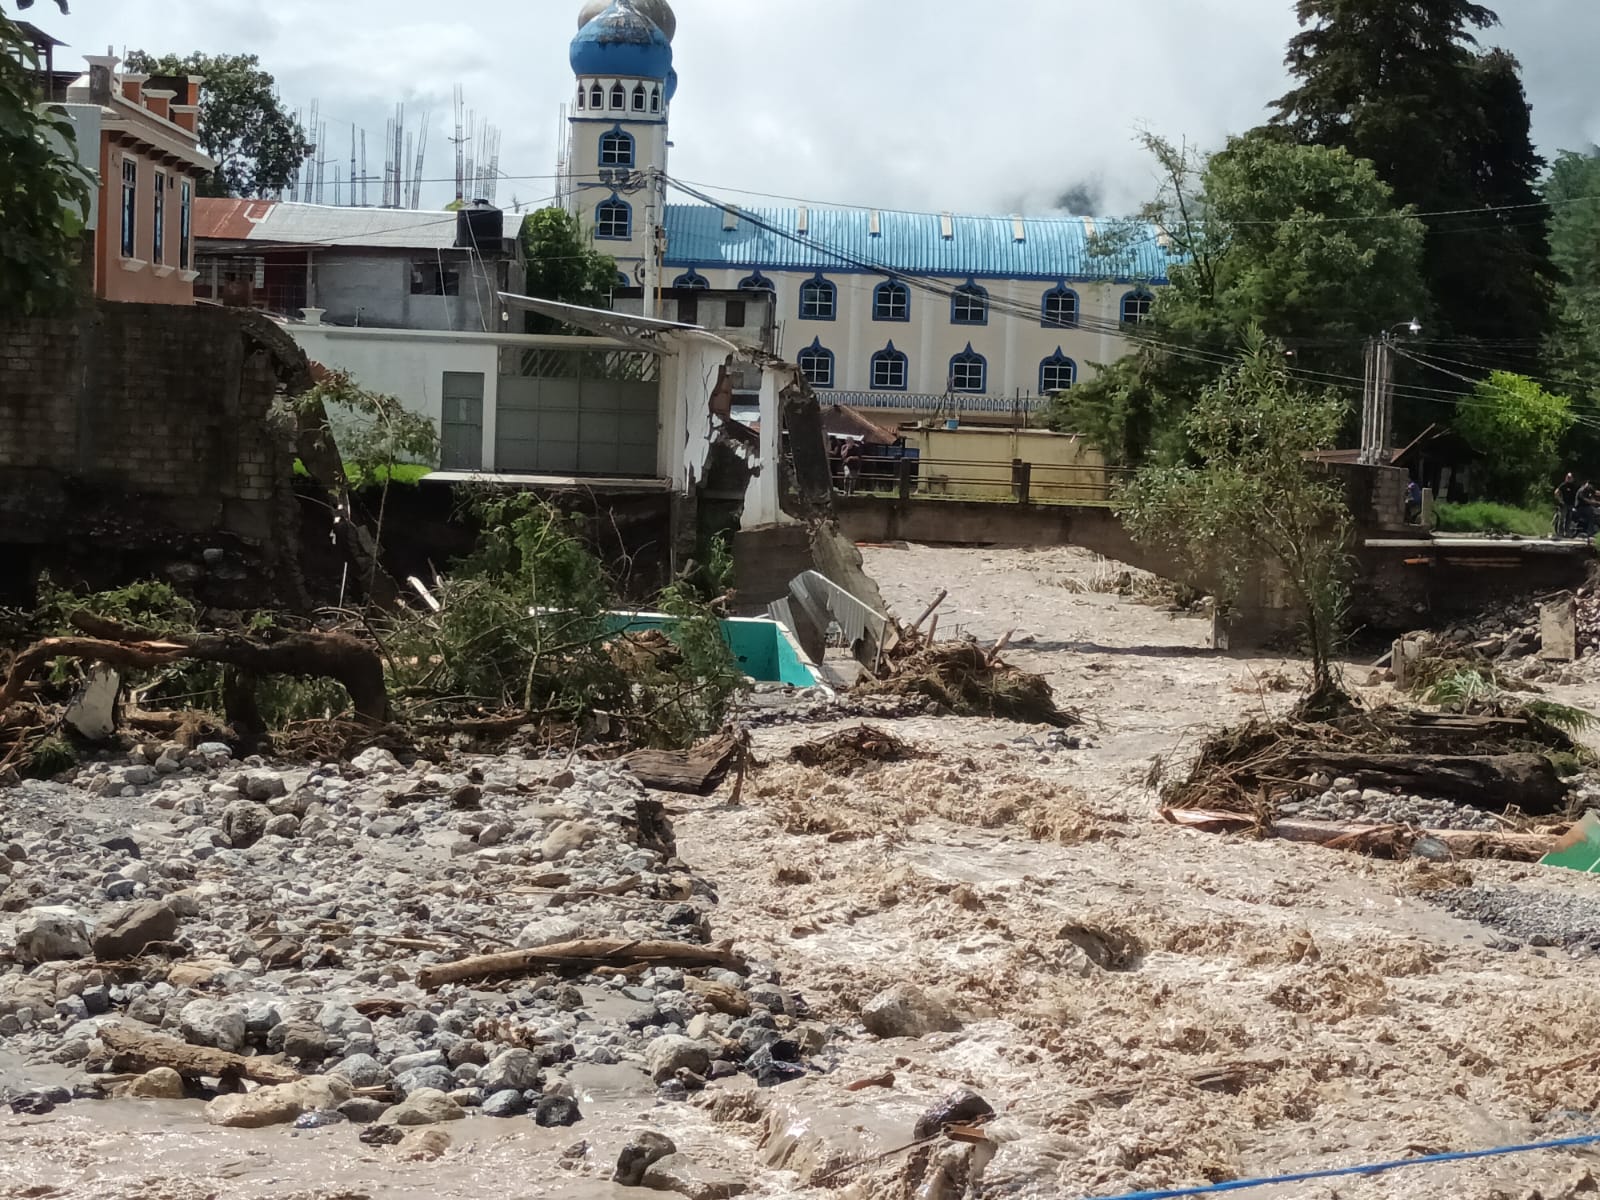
[194, 201, 463, 250]
[662, 204, 1171, 283]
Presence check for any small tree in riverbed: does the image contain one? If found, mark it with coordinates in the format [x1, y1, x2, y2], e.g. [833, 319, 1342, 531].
[1117, 333, 1352, 696]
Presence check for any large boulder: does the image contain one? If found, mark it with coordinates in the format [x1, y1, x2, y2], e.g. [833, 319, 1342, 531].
[376, 1087, 465, 1127]
[205, 1076, 353, 1128]
[861, 983, 960, 1038]
[92, 901, 177, 960]
[220, 801, 273, 849]
[643, 1155, 750, 1200]
[645, 1035, 714, 1084]
[179, 999, 248, 1054]
[615, 1130, 677, 1186]
[478, 1048, 540, 1093]
[13, 909, 91, 965]
[123, 1068, 185, 1100]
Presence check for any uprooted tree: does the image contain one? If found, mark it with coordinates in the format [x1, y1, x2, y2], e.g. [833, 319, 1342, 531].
[1116, 332, 1352, 696]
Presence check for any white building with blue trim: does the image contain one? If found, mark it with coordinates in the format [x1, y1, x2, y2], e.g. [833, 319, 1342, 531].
[561, 0, 1169, 416]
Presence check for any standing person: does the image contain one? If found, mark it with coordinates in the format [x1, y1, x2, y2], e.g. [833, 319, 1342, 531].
[842, 439, 864, 496]
[1579, 479, 1600, 537]
[1556, 472, 1580, 536]
[1405, 478, 1423, 524]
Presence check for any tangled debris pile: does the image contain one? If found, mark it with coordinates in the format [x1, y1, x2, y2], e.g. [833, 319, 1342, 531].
[0, 740, 839, 1141]
[788, 726, 920, 775]
[1161, 704, 1582, 860]
[860, 642, 1079, 728]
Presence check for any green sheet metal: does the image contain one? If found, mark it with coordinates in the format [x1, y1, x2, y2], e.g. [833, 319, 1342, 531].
[1540, 810, 1600, 873]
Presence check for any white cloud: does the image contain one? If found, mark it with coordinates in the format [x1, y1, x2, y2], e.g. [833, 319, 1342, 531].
[43, 0, 1600, 213]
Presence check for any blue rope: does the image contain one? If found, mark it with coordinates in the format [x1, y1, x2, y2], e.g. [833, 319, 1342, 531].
[1090, 1132, 1600, 1200]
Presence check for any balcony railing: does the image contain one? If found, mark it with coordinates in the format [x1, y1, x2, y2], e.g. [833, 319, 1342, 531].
[818, 390, 1052, 414]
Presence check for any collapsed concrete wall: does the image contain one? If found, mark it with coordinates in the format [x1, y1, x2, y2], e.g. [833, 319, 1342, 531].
[0, 302, 305, 606]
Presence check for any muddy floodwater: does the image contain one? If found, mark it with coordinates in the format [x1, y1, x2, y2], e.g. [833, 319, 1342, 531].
[9, 544, 1600, 1200]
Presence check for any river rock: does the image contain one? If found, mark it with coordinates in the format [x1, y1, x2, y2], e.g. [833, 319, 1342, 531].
[394, 1065, 456, 1097]
[270, 1020, 329, 1060]
[615, 1130, 677, 1186]
[861, 983, 959, 1038]
[642, 1154, 751, 1200]
[91, 901, 177, 960]
[262, 814, 300, 839]
[337, 1097, 392, 1124]
[180, 999, 248, 1053]
[912, 1087, 995, 1139]
[482, 1089, 528, 1118]
[378, 1088, 465, 1126]
[204, 1076, 352, 1128]
[398, 1127, 453, 1161]
[352, 747, 402, 774]
[330, 1053, 391, 1088]
[541, 821, 595, 861]
[479, 1047, 540, 1092]
[124, 1067, 184, 1100]
[240, 770, 287, 802]
[220, 801, 273, 849]
[14, 910, 91, 964]
[646, 1035, 714, 1083]
[536, 1094, 583, 1127]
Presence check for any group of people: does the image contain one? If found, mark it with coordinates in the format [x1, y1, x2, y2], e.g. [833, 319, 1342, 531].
[829, 437, 865, 495]
[1556, 473, 1600, 537]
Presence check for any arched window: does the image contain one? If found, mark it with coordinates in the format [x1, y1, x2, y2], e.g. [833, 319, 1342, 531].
[1121, 289, 1154, 324]
[799, 274, 837, 321]
[873, 279, 910, 322]
[650, 86, 661, 113]
[632, 84, 647, 112]
[948, 344, 987, 393]
[610, 83, 626, 110]
[1040, 349, 1077, 394]
[589, 84, 604, 109]
[1042, 285, 1079, 328]
[616, 271, 631, 287]
[738, 272, 774, 292]
[672, 270, 709, 289]
[797, 338, 835, 389]
[951, 280, 988, 326]
[576, 88, 586, 111]
[599, 128, 635, 168]
[871, 342, 909, 391]
[595, 195, 631, 240]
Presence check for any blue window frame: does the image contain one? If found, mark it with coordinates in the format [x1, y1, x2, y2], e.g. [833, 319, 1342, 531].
[672, 270, 709, 289]
[871, 342, 909, 391]
[1122, 289, 1154, 324]
[797, 338, 835, 388]
[799, 274, 837, 320]
[610, 83, 626, 109]
[873, 279, 910, 322]
[951, 280, 988, 326]
[948, 344, 986, 393]
[599, 127, 635, 168]
[590, 84, 604, 109]
[1042, 285, 1079, 328]
[616, 271, 631, 287]
[595, 195, 631, 240]
[651, 85, 661, 113]
[632, 84, 647, 112]
[1040, 349, 1077, 394]
[738, 272, 774, 292]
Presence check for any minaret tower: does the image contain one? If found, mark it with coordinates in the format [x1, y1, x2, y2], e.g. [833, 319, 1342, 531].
[566, 0, 677, 309]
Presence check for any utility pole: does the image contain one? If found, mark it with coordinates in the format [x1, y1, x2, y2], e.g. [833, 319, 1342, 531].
[641, 165, 663, 319]
[1360, 319, 1421, 466]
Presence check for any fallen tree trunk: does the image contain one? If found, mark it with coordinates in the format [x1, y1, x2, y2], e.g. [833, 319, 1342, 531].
[1163, 808, 1557, 861]
[99, 1023, 300, 1085]
[1276, 752, 1568, 816]
[416, 937, 747, 990]
[1, 624, 390, 726]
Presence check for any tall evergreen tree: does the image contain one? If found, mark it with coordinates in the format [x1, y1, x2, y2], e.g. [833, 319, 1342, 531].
[1270, 1, 1554, 350]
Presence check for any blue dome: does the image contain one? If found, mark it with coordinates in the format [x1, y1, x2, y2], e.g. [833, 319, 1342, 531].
[665, 67, 678, 102]
[570, 1, 673, 81]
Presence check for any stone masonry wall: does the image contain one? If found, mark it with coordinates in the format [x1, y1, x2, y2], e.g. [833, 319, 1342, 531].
[0, 301, 301, 602]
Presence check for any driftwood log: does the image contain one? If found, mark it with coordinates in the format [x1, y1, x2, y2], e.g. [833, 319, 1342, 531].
[0, 623, 390, 732]
[99, 1023, 300, 1085]
[1275, 752, 1568, 816]
[415, 937, 747, 990]
[1164, 808, 1557, 862]
[625, 729, 746, 795]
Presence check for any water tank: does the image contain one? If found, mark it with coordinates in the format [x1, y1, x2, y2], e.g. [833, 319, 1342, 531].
[455, 200, 503, 251]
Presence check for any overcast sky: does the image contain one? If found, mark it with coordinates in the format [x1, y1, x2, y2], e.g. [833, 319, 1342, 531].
[40, 0, 1600, 216]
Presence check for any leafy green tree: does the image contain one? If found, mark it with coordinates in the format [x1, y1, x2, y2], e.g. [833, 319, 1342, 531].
[0, 3, 92, 315]
[123, 50, 311, 197]
[1545, 150, 1600, 453]
[1057, 131, 1424, 464]
[1118, 334, 1352, 695]
[1452, 371, 1573, 502]
[1269, 0, 1555, 349]
[517, 207, 619, 333]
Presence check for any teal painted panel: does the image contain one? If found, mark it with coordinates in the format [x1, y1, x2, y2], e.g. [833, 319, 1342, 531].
[601, 613, 816, 686]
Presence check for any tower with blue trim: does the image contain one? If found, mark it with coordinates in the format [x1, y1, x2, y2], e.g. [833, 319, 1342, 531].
[565, 0, 675, 286]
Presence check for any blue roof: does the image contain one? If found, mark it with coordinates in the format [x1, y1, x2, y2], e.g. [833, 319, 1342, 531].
[660, 204, 1171, 284]
[571, 1, 673, 81]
